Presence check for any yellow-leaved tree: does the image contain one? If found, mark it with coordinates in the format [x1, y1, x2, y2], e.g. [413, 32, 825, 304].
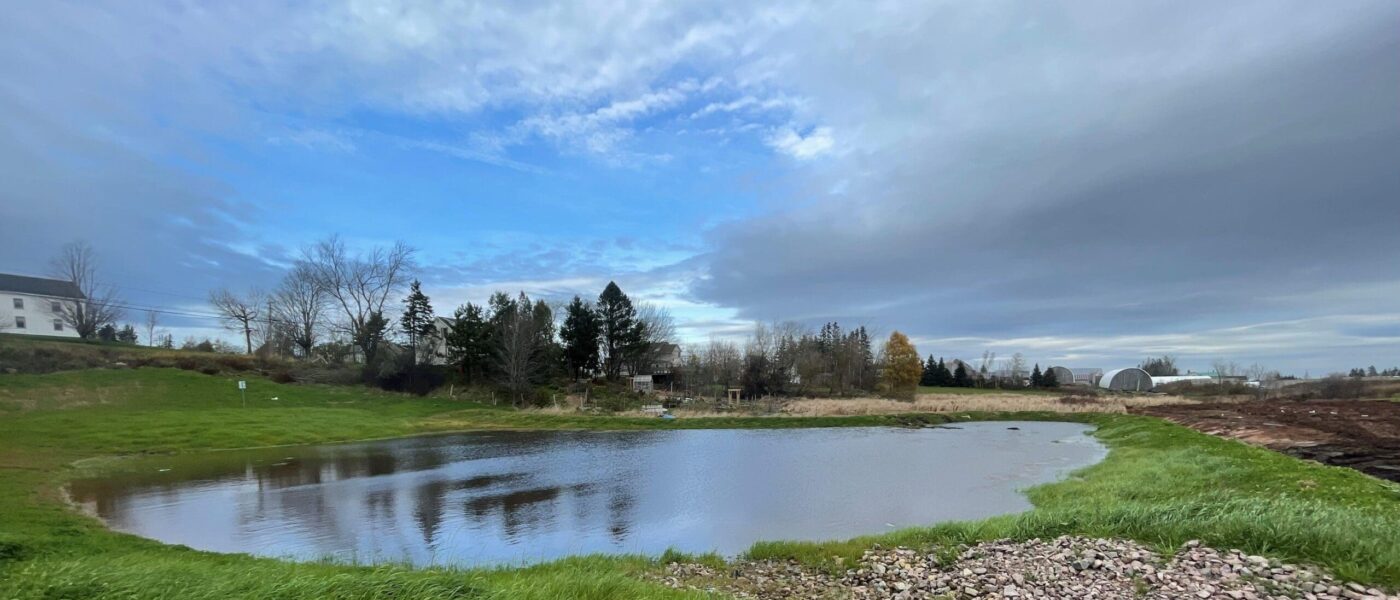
[880, 330, 922, 400]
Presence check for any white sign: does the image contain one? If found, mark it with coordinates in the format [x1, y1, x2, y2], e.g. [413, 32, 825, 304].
[237, 380, 247, 390]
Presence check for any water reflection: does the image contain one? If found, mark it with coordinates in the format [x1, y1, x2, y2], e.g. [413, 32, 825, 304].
[70, 423, 1104, 566]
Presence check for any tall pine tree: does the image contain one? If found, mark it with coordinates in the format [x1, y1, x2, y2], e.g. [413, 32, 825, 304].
[1030, 363, 1043, 388]
[1041, 366, 1059, 388]
[400, 280, 436, 367]
[921, 354, 937, 386]
[560, 296, 601, 380]
[445, 303, 492, 382]
[597, 281, 640, 380]
[952, 362, 970, 388]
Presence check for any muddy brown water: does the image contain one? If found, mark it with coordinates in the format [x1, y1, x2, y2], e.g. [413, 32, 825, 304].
[69, 422, 1104, 567]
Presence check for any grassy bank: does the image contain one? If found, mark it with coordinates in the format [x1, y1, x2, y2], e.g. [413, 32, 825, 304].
[1, 368, 1398, 598]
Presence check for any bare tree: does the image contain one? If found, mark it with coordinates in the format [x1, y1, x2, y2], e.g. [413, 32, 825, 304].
[1140, 355, 1180, 377]
[49, 241, 124, 339]
[209, 288, 263, 354]
[1211, 359, 1240, 380]
[143, 311, 159, 347]
[301, 235, 415, 365]
[493, 292, 544, 406]
[1007, 353, 1027, 384]
[636, 303, 677, 346]
[273, 263, 326, 358]
[1246, 363, 1278, 383]
[978, 351, 997, 378]
[632, 302, 677, 373]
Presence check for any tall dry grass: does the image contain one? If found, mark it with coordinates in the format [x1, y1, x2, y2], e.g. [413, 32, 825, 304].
[780, 393, 1200, 416]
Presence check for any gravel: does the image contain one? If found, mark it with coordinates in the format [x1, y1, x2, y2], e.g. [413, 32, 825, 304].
[656, 536, 1396, 599]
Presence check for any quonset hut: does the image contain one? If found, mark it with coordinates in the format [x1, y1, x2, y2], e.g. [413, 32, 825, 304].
[1046, 366, 1075, 385]
[1098, 367, 1154, 391]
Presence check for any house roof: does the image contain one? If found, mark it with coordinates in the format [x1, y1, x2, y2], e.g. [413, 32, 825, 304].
[0, 273, 85, 300]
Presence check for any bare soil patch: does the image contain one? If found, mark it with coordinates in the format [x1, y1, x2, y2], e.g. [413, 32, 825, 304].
[1137, 400, 1400, 482]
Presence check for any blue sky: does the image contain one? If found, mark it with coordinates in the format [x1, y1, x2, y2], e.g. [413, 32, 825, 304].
[2, 1, 1399, 375]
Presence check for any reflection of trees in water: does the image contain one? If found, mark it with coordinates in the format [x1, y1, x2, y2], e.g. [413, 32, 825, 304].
[244, 484, 344, 548]
[465, 485, 562, 540]
[455, 479, 637, 545]
[365, 488, 395, 521]
[413, 479, 449, 547]
[77, 430, 664, 558]
[606, 482, 634, 542]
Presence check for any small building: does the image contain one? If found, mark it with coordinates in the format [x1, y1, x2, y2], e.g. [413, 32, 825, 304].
[1098, 367, 1154, 391]
[1046, 366, 1075, 385]
[632, 374, 654, 393]
[0, 273, 84, 338]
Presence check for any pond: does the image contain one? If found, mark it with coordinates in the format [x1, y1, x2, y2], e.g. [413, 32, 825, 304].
[70, 422, 1105, 567]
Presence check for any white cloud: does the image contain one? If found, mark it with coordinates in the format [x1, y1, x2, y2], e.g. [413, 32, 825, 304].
[691, 94, 797, 118]
[766, 126, 835, 159]
[265, 129, 357, 152]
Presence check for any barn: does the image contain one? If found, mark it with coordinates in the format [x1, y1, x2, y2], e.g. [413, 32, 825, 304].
[1098, 367, 1154, 391]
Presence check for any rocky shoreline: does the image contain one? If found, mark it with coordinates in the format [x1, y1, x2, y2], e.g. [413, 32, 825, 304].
[657, 537, 1396, 599]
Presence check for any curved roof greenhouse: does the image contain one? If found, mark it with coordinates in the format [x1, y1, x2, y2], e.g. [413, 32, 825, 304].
[1098, 367, 1153, 391]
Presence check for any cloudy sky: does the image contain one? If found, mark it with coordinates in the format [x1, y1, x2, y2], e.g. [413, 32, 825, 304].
[2, 1, 1398, 374]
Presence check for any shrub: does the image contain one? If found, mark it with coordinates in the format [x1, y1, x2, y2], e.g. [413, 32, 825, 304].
[1317, 376, 1365, 400]
[269, 370, 296, 384]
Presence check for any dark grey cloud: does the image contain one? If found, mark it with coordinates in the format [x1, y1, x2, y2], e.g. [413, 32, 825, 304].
[694, 2, 1400, 371]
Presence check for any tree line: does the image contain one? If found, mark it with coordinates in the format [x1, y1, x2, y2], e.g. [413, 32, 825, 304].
[1349, 366, 1400, 378]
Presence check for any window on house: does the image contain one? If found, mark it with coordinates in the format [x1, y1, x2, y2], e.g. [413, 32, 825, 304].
[11, 298, 21, 310]
[14, 316, 25, 329]
[53, 319, 64, 332]
[51, 301, 61, 313]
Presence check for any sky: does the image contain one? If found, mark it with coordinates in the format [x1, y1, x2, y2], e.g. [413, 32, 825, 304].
[2, 0, 1398, 375]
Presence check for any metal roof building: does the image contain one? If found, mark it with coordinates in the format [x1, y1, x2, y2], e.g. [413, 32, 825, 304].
[1098, 367, 1153, 391]
[1046, 366, 1075, 385]
[1150, 375, 1213, 389]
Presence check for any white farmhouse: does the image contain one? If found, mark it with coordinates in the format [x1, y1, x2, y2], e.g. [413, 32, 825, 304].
[0, 273, 85, 338]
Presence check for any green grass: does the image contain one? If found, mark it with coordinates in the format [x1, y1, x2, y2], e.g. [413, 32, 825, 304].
[1, 368, 1398, 599]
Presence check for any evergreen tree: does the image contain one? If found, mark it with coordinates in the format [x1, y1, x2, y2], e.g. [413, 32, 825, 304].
[855, 327, 876, 390]
[597, 281, 640, 380]
[952, 362, 970, 387]
[560, 296, 601, 380]
[97, 323, 117, 342]
[445, 303, 492, 383]
[399, 280, 436, 367]
[921, 354, 937, 386]
[1041, 366, 1059, 388]
[935, 357, 951, 387]
[531, 298, 560, 377]
[354, 311, 389, 365]
[1030, 364, 1043, 388]
[116, 324, 138, 344]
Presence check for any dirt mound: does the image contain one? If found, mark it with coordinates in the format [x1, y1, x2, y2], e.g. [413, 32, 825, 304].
[1138, 400, 1400, 482]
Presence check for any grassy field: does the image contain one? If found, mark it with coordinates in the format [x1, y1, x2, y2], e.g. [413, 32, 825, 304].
[1, 368, 1398, 599]
[917, 385, 1062, 396]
